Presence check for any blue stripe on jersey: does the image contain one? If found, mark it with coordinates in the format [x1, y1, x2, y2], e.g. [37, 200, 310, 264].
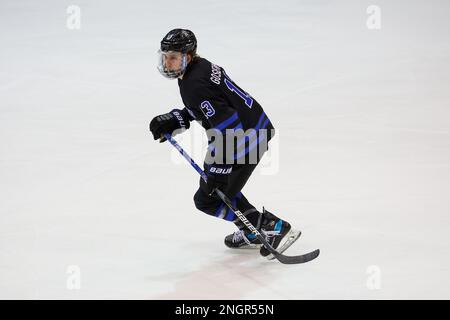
[231, 122, 243, 131]
[235, 112, 266, 150]
[208, 112, 270, 161]
[224, 122, 243, 133]
[234, 118, 270, 160]
[208, 122, 243, 154]
[255, 112, 267, 130]
[214, 112, 238, 131]
[261, 117, 270, 131]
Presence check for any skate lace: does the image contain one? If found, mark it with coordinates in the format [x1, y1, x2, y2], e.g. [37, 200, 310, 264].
[261, 229, 280, 239]
[232, 230, 251, 245]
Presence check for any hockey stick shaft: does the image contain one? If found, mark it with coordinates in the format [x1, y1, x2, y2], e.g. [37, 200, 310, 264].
[164, 134, 208, 183]
[163, 133, 319, 264]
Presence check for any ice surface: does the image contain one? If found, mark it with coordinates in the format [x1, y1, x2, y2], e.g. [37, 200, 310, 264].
[1, 0, 449, 299]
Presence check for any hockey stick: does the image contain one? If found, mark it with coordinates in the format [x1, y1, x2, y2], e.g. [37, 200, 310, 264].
[163, 133, 320, 264]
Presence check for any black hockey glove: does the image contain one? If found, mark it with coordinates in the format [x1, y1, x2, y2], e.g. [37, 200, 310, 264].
[203, 166, 232, 196]
[149, 109, 190, 142]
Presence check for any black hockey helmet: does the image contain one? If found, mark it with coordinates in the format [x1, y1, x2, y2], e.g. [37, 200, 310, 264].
[158, 29, 197, 79]
[160, 28, 197, 55]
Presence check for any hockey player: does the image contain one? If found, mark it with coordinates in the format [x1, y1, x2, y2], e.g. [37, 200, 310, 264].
[149, 29, 295, 257]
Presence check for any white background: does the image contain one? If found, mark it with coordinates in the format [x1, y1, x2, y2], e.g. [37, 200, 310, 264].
[1, 0, 449, 299]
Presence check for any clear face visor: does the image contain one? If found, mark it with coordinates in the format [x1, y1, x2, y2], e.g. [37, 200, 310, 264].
[157, 50, 188, 79]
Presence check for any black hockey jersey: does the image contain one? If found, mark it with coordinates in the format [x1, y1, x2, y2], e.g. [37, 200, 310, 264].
[173, 57, 275, 171]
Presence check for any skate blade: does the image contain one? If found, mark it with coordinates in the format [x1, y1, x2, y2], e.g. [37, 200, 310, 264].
[266, 229, 302, 260]
[237, 243, 262, 249]
[226, 243, 262, 250]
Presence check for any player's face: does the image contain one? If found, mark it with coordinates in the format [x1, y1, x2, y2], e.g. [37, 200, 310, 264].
[157, 50, 190, 79]
[161, 51, 183, 71]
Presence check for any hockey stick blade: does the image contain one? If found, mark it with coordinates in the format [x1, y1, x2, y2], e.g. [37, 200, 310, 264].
[273, 248, 320, 264]
[256, 233, 320, 264]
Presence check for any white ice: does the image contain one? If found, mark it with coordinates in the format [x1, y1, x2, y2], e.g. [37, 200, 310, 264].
[1, 0, 450, 299]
